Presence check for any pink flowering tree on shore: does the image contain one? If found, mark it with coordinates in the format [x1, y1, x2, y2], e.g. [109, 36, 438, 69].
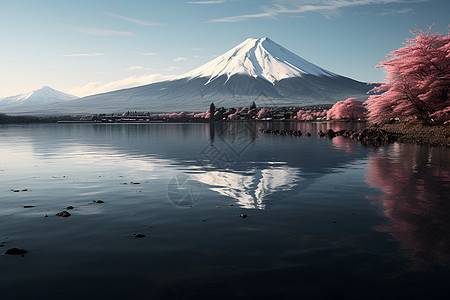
[257, 108, 267, 119]
[327, 98, 366, 120]
[366, 24, 450, 124]
[296, 109, 327, 121]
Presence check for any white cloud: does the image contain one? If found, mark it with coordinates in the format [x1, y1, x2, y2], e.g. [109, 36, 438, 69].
[130, 51, 156, 56]
[377, 7, 414, 16]
[71, 27, 134, 36]
[127, 66, 144, 71]
[206, 0, 424, 22]
[173, 57, 187, 62]
[186, 1, 225, 4]
[61, 52, 104, 57]
[105, 11, 162, 26]
[69, 74, 178, 97]
[163, 66, 178, 71]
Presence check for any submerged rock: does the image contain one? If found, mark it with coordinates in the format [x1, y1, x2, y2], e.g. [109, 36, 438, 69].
[240, 213, 248, 219]
[66, 206, 74, 210]
[23, 205, 35, 208]
[132, 233, 145, 238]
[56, 211, 71, 217]
[4, 248, 28, 256]
[93, 200, 104, 203]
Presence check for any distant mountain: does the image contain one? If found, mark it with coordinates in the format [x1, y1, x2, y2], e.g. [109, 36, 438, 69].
[3, 38, 373, 115]
[0, 86, 77, 107]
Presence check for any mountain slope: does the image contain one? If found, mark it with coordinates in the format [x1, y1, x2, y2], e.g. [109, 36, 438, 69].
[0, 86, 77, 107]
[3, 38, 373, 114]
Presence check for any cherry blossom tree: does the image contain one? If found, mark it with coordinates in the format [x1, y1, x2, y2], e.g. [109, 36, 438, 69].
[366, 24, 450, 124]
[296, 109, 327, 121]
[257, 108, 267, 119]
[327, 98, 366, 120]
[228, 113, 238, 120]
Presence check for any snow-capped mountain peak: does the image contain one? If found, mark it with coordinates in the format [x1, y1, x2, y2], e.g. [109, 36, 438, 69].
[0, 86, 78, 107]
[180, 37, 337, 85]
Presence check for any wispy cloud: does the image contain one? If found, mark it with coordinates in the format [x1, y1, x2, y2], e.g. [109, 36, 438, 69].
[206, 0, 424, 22]
[163, 66, 178, 71]
[173, 57, 187, 62]
[69, 74, 178, 97]
[61, 52, 104, 57]
[186, 1, 225, 4]
[71, 26, 134, 36]
[105, 11, 162, 26]
[126, 66, 145, 71]
[130, 51, 156, 56]
[377, 7, 414, 16]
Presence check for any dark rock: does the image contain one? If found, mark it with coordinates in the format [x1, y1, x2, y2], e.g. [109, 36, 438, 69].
[56, 211, 71, 217]
[240, 213, 248, 219]
[23, 205, 35, 208]
[66, 206, 74, 210]
[132, 233, 145, 238]
[318, 130, 326, 137]
[306, 133, 311, 137]
[44, 215, 48, 218]
[131, 182, 141, 185]
[4, 248, 28, 256]
[13, 190, 20, 193]
[325, 129, 336, 138]
[21, 189, 28, 192]
[93, 200, 104, 203]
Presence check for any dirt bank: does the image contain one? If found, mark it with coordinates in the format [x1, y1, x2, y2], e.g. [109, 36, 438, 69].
[333, 124, 450, 147]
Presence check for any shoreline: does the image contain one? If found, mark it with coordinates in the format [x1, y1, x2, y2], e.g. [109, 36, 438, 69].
[323, 123, 450, 148]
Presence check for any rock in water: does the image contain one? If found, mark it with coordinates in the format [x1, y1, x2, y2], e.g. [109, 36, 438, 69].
[4, 248, 28, 256]
[56, 211, 71, 217]
[133, 233, 145, 238]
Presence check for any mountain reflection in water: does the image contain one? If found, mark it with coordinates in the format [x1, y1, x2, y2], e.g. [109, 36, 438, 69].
[194, 164, 300, 209]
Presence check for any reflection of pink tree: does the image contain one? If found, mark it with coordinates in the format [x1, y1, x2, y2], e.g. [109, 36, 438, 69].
[327, 98, 366, 120]
[331, 136, 357, 153]
[366, 145, 450, 267]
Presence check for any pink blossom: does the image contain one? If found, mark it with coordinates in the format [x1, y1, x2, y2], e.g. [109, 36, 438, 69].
[327, 98, 366, 120]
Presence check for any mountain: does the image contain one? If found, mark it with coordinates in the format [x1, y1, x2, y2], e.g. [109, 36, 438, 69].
[0, 86, 78, 107]
[3, 38, 373, 115]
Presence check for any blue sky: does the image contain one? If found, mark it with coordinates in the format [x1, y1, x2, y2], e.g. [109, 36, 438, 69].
[1, 0, 448, 97]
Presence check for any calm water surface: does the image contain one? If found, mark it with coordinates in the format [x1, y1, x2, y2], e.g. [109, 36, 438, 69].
[0, 122, 449, 299]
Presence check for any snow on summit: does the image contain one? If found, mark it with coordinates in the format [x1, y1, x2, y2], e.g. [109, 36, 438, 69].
[180, 37, 337, 84]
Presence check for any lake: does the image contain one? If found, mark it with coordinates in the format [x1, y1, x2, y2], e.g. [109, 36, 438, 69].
[1, 122, 449, 299]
